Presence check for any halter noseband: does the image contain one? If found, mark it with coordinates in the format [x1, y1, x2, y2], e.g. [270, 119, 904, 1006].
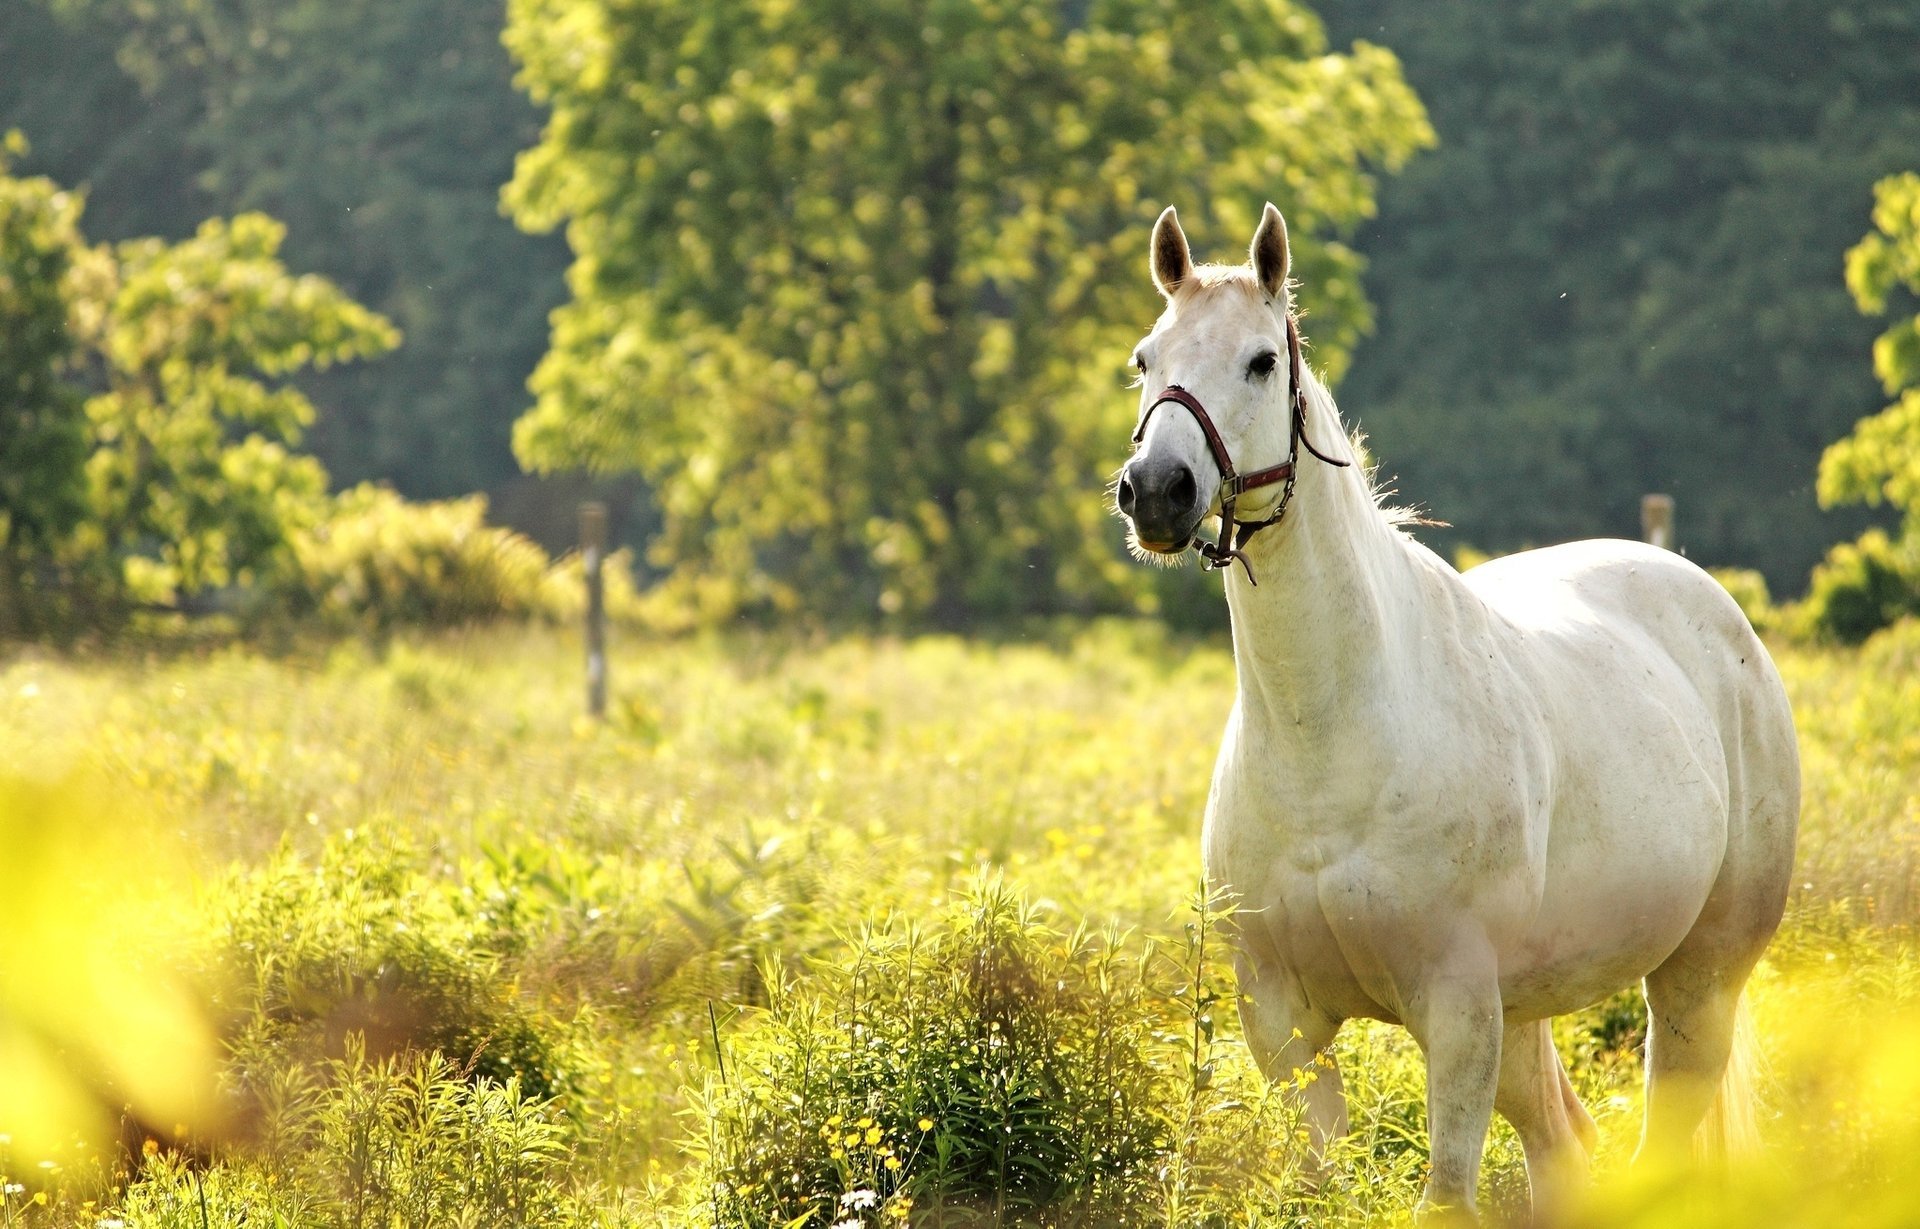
[1130, 313, 1351, 584]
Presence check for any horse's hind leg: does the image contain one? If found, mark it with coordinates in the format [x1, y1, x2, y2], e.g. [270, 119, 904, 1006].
[1639, 770, 1791, 1161]
[1637, 954, 1754, 1161]
[1495, 1019, 1595, 1221]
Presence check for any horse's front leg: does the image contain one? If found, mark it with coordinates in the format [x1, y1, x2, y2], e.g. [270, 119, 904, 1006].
[1404, 952, 1504, 1223]
[1234, 953, 1347, 1179]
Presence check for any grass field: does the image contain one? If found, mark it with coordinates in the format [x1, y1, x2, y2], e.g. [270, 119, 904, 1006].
[2, 619, 1919, 1226]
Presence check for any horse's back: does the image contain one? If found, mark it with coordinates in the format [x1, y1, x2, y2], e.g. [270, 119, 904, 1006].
[1459, 539, 1798, 1004]
[1463, 540, 1781, 715]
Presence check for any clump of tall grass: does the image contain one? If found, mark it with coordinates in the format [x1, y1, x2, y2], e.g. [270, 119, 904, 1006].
[120, 1041, 572, 1228]
[207, 833, 573, 1101]
[670, 879, 1306, 1228]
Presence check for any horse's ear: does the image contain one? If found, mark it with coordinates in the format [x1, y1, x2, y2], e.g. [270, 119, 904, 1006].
[1151, 205, 1193, 299]
[1251, 202, 1290, 302]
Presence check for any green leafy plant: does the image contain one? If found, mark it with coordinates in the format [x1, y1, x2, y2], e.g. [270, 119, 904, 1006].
[0, 133, 90, 636]
[1808, 172, 1920, 642]
[211, 834, 573, 1102]
[290, 484, 553, 630]
[75, 212, 398, 614]
[120, 1043, 570, 1229]
[677, 878, 1302, 1228]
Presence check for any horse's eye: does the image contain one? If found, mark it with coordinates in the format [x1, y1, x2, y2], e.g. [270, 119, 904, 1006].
[1132, 353, 1147, 374]
[1247, 351, 1278, 379]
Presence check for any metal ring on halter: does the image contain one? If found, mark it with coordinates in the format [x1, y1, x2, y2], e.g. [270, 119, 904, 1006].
[1131, 314, 1350, 584]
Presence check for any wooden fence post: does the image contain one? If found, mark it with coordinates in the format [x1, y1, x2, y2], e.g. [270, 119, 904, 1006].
[1641, 494, 1675, 551]
[581, 501, 608, 718]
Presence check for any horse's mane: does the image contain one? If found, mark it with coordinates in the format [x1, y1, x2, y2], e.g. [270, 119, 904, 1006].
[1297, 337, 1437, 534]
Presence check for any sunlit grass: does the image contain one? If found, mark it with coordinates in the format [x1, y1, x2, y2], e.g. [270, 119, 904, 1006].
[0, 618, 1916, 1224]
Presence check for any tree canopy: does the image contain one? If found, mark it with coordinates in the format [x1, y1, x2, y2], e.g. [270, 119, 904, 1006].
[76, 213, 399, 607]
[0, 136, 90, 629]
[506, 0, 1431, 624]
[1820, 173, 1920, 525]
[13, 0, 1920, 621]
[0, 145, 397, 629]
[1318, 0, 1920, 590]
[6, 0, 567, 500]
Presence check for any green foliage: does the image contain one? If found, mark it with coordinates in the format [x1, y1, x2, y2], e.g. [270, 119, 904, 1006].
[1799, 172, 1920, 643]
[0, 1, 210, 244]
[1319, 0, 1920, 591]
[291, 485, 555, 630]
[506, 0, 1431, 626]
[0, 134, 90, 634]
[19, 0, 568, 500]
[75, 212, 398, 610]
[211, 834, 573, 1099]
[121, 1046, 571, 1228]
[0, 155, 400, 630]
[1823, 172, 1920, 520]
[680, 881, 1301, 1226]
[1795, 529, 1920, 646]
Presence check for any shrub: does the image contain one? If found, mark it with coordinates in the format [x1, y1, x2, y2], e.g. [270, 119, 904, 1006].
[669, 880, 1305, 1228]
[208, 834, 573, 1102]
[290, 484, 553, 629]
[1796, 528, 1920, 644]
[119, 1044, 571, 1228]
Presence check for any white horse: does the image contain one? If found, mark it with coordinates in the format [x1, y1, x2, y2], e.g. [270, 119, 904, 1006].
[1115, 203, 1798, 1222]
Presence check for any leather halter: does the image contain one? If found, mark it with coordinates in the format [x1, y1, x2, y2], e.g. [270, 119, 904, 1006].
[1130, 313, 1351, 584]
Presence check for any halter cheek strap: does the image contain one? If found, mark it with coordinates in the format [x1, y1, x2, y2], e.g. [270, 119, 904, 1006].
[1130, 314, 1351, 584]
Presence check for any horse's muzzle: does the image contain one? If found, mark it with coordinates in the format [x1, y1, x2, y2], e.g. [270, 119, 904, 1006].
[1118, 456, 1203, 551]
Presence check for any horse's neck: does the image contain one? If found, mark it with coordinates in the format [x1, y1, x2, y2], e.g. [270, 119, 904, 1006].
[1223, 378, 1427, 740]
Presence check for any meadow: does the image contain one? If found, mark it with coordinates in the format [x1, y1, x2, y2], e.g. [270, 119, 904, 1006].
[2, 618, 1919, 1226]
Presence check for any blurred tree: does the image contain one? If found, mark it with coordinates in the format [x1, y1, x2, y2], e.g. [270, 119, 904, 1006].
[1318, 0, 1920, 591]
[0, 0, 212, 243]
[18, 0, 567, 500]
[0, 135, 90, 634]
[0, 146, 398, 626]
[72, 213, 399, 611]
[1821, 173, 1920, 526]
[505, 0, 1432, 625]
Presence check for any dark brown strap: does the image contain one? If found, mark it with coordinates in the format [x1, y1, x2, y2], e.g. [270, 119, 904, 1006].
[1228, 461, 1295, 496]
[1137, 386, 1237, 488]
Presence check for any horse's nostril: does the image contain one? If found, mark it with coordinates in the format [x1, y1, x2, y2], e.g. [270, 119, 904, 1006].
[1168, 466, 1197, 511]
[1117, 472, 1137, 516]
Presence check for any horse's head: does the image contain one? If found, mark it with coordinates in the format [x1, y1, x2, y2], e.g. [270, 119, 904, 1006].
[1116, 203, 1298, 562]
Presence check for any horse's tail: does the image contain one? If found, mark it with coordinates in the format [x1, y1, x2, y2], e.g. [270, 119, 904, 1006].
[1697, 994, 1761, 1158]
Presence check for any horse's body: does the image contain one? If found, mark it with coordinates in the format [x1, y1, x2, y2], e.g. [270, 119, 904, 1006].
[1117, 205, 1798, 1221]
